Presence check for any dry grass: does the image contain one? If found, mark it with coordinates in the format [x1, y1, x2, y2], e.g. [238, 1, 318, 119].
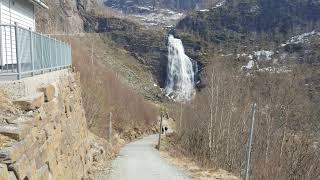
[160, 133, 240, 180]
[68, 35, 158, 141]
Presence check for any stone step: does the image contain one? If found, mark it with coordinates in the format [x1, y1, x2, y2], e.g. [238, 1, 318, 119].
[0, 123, 32, 141]
[0, 141, 24, 164]
[13, 93, 44, 111]
[5, 116, 33, 125]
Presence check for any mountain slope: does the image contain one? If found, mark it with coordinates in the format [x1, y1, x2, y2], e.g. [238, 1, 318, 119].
[177, 0, 320, 42]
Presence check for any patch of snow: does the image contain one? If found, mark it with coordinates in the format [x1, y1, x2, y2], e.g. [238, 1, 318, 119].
[153, 84, 157, 87]
[250, 5, 260, 13]
[257, 67, 291, 73]
[281, 31, 320, 47]
[199, 9, 210, 12]
[221, 53, 233, 57]
[254, 50, 274, 61]
[241, 60, 255, 70]
[213, 0, 226, 8]
[117, 7, 185, 27]
[237, 53, 248, 58]
[248, 54, 253, 60]
[136, 6, 151, 11]
[273, 59, 279, 64]
[280, 53, 287, 60]
[132, 10, 184, 26]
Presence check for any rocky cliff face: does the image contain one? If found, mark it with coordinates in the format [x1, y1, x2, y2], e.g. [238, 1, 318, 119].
[36, 0, 98, 33]
[177, 0, 320, 42]
[0, 71, 108, 180]
[105, 0, 222, 11]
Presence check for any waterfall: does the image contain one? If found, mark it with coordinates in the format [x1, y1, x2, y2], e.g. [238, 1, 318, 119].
[165, 35, 195, 102]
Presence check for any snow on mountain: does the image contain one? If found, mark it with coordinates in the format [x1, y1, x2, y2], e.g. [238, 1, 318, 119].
[281, 31, 320, 47]
[241, 60, 255, 70]
[254, 50, 274, 61]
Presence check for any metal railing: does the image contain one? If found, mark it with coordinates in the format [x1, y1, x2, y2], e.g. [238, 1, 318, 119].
[0, 24, 72, 80]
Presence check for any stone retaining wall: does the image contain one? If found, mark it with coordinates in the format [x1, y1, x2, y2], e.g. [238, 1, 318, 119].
[0, 71, 107, 180]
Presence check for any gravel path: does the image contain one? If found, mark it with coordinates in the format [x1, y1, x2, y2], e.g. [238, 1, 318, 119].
[104, 135, 191, 180]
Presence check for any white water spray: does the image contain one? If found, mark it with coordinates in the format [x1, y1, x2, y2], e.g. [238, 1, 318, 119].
[165, 35, 195, 102]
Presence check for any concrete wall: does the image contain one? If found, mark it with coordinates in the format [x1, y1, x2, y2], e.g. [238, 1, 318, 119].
[0, 69, 69, 100]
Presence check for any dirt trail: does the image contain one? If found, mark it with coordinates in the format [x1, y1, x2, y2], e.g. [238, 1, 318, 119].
[100, 134, 191, 180]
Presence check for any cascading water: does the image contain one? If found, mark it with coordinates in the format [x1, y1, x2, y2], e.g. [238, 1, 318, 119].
[165, 35, 195, 102]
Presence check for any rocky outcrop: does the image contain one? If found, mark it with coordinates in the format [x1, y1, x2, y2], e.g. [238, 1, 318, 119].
[82, 16, 169, 87]
[36, 0, 98, 33]
[105, 0, 221, 11]
[0, 72, 107, 180]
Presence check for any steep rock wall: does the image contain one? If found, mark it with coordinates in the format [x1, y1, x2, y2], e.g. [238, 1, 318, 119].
[35, 0, 98, 33]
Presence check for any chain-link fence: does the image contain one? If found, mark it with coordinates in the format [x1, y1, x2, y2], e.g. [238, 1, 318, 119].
[0, 24, 71, 80]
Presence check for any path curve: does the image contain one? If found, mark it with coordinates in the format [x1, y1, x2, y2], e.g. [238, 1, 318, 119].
[104, 135, 191, 180]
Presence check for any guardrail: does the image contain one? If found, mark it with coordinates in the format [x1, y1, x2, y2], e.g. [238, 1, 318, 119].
[0, 24, 72, 80]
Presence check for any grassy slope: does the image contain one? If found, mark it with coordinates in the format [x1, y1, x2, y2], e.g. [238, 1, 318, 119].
[67, 33, 159, 141]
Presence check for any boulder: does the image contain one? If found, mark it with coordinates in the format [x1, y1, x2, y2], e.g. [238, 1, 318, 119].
[0, 123, 32, 141]
[38, 85, 55, 102]
[0, 142, 24, 164]
[14, 94, 44, 111]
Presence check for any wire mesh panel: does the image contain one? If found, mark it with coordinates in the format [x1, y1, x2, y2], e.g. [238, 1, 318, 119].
[33, 33, 42, 71]
[0, 25, 72, 79]
[17, 27, 32, 73]
[0, 25, 17, 74]
[42, 35, 51, 69]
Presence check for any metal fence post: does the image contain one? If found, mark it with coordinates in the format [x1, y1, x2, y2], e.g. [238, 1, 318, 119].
[15, 23, 21, 80]
[0, 25, 2, 72]
[69, 44, 72, 67]
[55, 39, 58, 71]
[49, 35, 52, 72]
[245, 103, 257, 180]
[65, 43, 67, 67]
[59, 40, 62, 69]
[40, 32, 44, 74]
[29, 28, 34, 76]
[4, 26, 8, 73]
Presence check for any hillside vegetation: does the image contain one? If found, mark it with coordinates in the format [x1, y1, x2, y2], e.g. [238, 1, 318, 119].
[68, 34, 158, 141]
[177, 0, 320, 40]
[170, 59, 320, 179]
[167, 0, 320, 179]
